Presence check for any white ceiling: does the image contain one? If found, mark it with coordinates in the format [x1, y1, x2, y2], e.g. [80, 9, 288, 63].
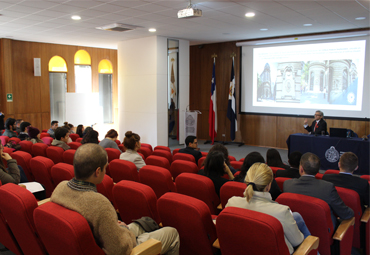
[0, 0, 369, 49]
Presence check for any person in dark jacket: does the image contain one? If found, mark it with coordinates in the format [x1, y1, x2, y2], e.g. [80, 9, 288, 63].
[178, 135, 202, 164]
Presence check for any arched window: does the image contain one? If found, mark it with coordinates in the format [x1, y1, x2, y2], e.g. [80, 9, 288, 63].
[74, 50, 92, 93]
[49, 56, 67, 72]
[49, 56, 67, 123]
[98, 60, 113, 123]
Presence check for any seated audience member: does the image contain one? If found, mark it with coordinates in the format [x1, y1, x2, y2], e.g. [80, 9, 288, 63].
[47, 120, 59, 139]
[208, 143, 236, 174]
[198, 151, 234, 197]
[276, 151, 302, 179]
[63, 122, 73, 143]
[64, 122, 75, 134]
[226, 163, 310, 254]
[27, 126, 44, 144]
[304, 110, 327, 135]
[51, 127, 70, 151]
[3, 118, 17, 138]
[323, 152, 369, 212]
[234, 152, 281, 200]
[0, 142, 20, 184]
[82, 126, 93, 137]
[81, 130, 99, 144]
[266, 148, 290, 170]
[284, 152, 354, 228]
[0, 112, 4, 131]
[178, 136, 202, 164]
[119, 131, 145, 171]
[76, 124, 84, 138]
[51, 144, 180, 254]
[15, 119, 23, 134]
[99, 129, 121, 152]
[17, 121, 31, 141]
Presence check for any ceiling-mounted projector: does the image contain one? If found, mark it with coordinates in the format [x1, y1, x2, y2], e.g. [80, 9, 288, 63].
[177, 2, 202, 19]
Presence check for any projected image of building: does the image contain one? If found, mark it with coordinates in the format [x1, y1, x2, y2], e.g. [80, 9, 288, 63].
[275, 62, 302, 103]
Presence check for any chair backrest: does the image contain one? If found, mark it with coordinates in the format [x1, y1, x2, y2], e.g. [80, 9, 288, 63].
[34, 202, 105, 255]
[172, 152, 196, 163]
[96, 175, 114, 204]
[105, 148, 121, 163]
[114, 140, 121, 145]
[201, 151, 208, 157]
[62, 149, 76, 165]
[0, 183, 47, 255]
[216, 207, 290, 255]
[219, 181, 247, 209]
[113, 180, 160, 224]
[154, 145, 171, 152]
[276, 193, 334, 255]
[11, 150, 34, 181]
[109, 159, 139, 182]
[197, 156, 207, 169]
[269, 166, 285, 176]
[46, 146, 64, 164]
[275, 177, 292, 192]
[239, 158, 245, 162]
[228, 155, 236, 162]
[19, 140, 33, 154]
[175, 173, 220, 215]
[324, 169, 340, 175]
[0, 211, 23, 255]
[138, 147, 151, 159]
[76, 138, 83, 143]
[29, 156, 55, 197]
[315, 173, 324, 179]
[170, 160, 198, 180]
[8, 137, 21, 144]
[40, 133, 50, 138]
[50, 163, 74, 187]
[336, 186, 362, 249]
[0, 135, 9, 145]
[118, 144, 125, 152]
[41, 137, 53, 146]
[172, 148, 180, 156]
[158, 192, 217, 255]
[360, 175, 370, 181]
[152, 150, 172, 164]
[139, 165, 176, 198]
[230, 161, 243, 170]
[67, 142, 81, 150]
[32, 143, 48, 157]
[141, 143, 153, 153]
[69, 133, 80, 142]
[145, 155, 170, 170]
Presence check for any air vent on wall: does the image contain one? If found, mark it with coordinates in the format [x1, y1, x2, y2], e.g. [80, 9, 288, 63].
[96, 23, 143, 32]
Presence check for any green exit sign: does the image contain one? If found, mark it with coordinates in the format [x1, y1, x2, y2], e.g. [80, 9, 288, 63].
[6, 93, 13, 102]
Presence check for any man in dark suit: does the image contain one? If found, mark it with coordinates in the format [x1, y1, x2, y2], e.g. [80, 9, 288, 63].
[284, 152, 353, 228]
[276, 151, 301, 179]
[303, 110, 327, 135]
[178, 135, 202, 164]
[323, 152, 369, 212]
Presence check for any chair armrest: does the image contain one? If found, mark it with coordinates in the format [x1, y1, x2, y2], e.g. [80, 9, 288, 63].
[361, 207, 370, 223]
[293, 235, 319, 255]
[333, 217, 355, 241]
[213, 239, 220, 249]
[130, 238, 161, 255]
[37, 198, 50, 206]
[217, 203, 222, 210]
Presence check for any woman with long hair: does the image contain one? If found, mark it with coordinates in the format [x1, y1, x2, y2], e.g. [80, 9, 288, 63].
[81, 129, 99, 144]
[266, 148, 290, 170]
[76, 125, 84, 138]
[208, 143, 236, 174]
[99, 129, 121, 152]
[119, 131, 146, 171]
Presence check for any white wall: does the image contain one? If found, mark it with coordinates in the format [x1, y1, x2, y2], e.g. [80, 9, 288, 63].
[178, 39, 189, 145]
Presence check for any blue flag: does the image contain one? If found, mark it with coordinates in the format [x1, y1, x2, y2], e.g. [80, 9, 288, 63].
[227, 59, 237, 141]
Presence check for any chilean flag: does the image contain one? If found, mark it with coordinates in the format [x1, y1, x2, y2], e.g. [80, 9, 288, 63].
[209, 59, 217, 144]
[227, 58, 237, 141]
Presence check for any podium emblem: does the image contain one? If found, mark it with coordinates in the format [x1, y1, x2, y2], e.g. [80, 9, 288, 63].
[325, 146, 340, 163]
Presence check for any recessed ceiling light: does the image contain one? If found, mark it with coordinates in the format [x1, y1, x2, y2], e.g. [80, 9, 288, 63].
[355, 17, 366, 20]
[245, 12, 255, 17]
[303, 24, 312, 26]
[260, 28, 268, 31]
[71, 15, 81, 20]
[149, 28, 156, 32]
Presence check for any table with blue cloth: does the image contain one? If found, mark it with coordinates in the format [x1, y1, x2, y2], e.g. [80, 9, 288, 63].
[286, 133, 370, 175]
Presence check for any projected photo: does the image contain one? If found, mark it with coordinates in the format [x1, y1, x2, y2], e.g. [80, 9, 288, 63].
[256, 59, 359, 105]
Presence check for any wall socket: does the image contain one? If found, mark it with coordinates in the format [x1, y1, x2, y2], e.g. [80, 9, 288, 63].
[222, 134, 226, 137]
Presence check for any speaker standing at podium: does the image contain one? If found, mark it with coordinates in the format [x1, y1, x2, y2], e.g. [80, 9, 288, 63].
[303, 110, 327, 135]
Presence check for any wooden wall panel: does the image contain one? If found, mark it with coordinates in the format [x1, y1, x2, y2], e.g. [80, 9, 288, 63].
[190, 41, 369, 149]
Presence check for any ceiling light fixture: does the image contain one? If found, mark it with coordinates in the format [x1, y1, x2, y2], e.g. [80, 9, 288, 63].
[260, 28, 268, 31]
[245, 12, 255, 17]
[71, 15, 81, 20]
[355, 17, 366, 20]
[149, 28, 156, 32]
[303, 24, 312, 26]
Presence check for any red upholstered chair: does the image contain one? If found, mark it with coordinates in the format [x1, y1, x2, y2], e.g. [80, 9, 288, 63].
[324, 169, 340, 175]
[215, 207, 319, 255]
[269, 166, 285, 177]
[51, 163, 74, 187]
[228, 155, 236, 162]
[41, 130, 47, 133]
[138, 147, 151, 159]
[19, 140, 33, 154]
[230, 161, 243, 170]
[141, 143, 153, 153]
[146, 155, 170, 170]
[8, 137, 21, 144]
[198, 156, 207, 169]
[76, 138, 83, 143]
[118, 144, 125, 152]
[360, 175, 370, 181]
[63, 149, 76, 165]
[170, 160, 198, 180]
[32, 143, 48, 157]
[109, 159, 139, 183]
[11, 150, 34, 181]
[115, 139, 121, 145]
[276, 193, 355, 255]
[154, 145, 171, 152]
[41, 137, 53, 146]
[0, 211, 22, 255]
[113, 180, 161, 224]
[0, 135, 9, 145]
[30, 156, 55, 197]
[139, 165, 176, 198]
[201, 151, 208, 157]
[315, 173, 324, 179]
[152, 150, 172, 164]
[275, 177, 292, 191]
[172, 152, 196, 163]
[40, 133, 50, 138]
[176, 173, 220, 215]
[67, 142, 81, 150]
[172, 148, 180, 156]
[219, 181, 247, 209]
[96, 175, 114, 204]
[157, 192, 217, 255]
[239, 158, 244, 162]
[105, 148, 121, 174]
[33, 202, 105, 255]
[46, 146, 64, 164]
[0, 183, 48, 255]
[234, 171, 241, 177]
[68, 133, 79, 142]
[138, 152, 145, 160]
